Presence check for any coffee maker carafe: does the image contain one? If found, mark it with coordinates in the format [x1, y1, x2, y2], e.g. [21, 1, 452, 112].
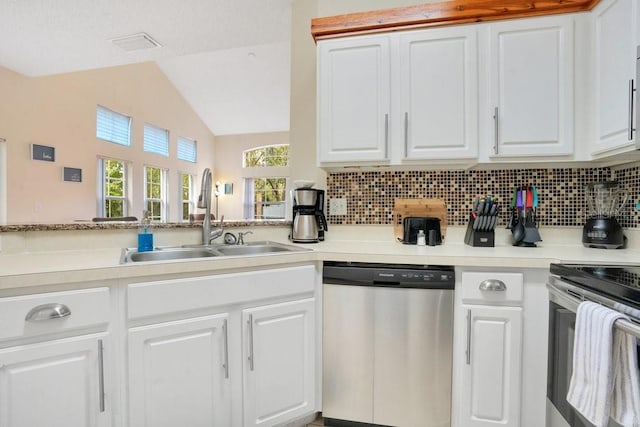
[583, 181, 627, 249]
[291, 189, 328, 243]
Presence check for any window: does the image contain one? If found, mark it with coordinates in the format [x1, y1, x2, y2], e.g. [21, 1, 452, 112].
[98, 158, 129, 217]
[244, 144, 289, 167]
[144, 123, 169, 157]
[96, 106, 131, 146]
[177, 137, 197, 163]
[144, 166, 167, 221]
[180, 173, 195, 221]
[242, 144, 290, 220]
[244, 178, 287, 219]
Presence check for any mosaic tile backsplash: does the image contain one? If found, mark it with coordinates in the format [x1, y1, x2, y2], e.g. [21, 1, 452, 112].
[326, 165, 640, 228]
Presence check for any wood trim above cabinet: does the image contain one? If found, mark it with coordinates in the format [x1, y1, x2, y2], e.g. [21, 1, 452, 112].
[310, 0, 602, 41]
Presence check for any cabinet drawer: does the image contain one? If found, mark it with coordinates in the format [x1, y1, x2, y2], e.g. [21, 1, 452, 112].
[0, 287, 110, 343]
[128, 265, 316, 321]
[461, 272, 523, 305]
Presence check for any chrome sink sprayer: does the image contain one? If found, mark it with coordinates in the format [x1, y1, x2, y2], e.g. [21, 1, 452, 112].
[198, 168, 224, 245]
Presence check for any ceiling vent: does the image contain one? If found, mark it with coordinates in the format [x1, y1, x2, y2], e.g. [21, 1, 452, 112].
[111, 33, 162, 52]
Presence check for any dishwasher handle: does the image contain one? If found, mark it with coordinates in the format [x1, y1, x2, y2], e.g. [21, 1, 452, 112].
[323, 278, 454, 290]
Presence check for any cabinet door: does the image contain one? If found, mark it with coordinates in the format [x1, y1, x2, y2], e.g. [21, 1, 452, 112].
[461, 305, 522, 427]
[400, 26, 479, 160]
[0, 334, 110, 427]
[317, 35, 391, 163]
[243, 298, 315, 427]
[128, 314, 231, 427]
[487, 16, 574, 157]
[592, 0, 639, 155]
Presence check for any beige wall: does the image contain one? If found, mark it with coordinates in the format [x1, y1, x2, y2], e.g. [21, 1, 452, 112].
[214, 131, 290, 220]
[1, 62, 215, 223]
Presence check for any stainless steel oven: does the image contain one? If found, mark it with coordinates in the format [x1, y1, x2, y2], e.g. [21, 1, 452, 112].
[547, 264, 640, 427]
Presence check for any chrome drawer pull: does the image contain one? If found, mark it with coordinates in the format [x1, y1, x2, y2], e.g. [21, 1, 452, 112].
[629, 79, 636, 141]
[493, 107, 499, 154]
[98, 339, 105, 413]
[478, 279, 507, 292]
[466, 309, 472, 365]
[25, 303, 71, 321]
[223, 319, 229, 379]
[247, 315, 254, 371]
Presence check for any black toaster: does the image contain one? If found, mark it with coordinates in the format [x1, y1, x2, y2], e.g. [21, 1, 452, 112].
[402, 217, 442, 245]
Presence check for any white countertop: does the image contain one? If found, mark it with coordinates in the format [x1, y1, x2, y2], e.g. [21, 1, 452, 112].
[1, 226, 639, 291]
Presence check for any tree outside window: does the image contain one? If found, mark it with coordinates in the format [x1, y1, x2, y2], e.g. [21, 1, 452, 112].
[244, 145, 289, 167]
[243, 145, 289, 220]
[145, 166, 166, 221]
[252, 177, 287, 219]
[102, 159, 127, 217]
[180, 173, 194, 221]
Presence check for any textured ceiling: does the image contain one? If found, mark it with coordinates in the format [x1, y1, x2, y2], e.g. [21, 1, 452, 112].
[0, 0, 292, 135]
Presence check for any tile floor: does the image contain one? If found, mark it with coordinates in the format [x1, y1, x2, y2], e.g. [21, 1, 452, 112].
[305, 414, 324, 426]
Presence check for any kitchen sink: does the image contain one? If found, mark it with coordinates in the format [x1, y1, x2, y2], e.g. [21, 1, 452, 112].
[214, 241, 306, 256]
[121, 247, 221, 263]
[120, 241, 310, 263]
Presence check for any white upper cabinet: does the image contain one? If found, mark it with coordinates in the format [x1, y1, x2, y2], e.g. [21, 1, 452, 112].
[591, 0, 640, 156]
[317, 35, 391, 163]
[482, 15, 575, 158]
[399, 27, 479, 160]
[317, 27, 478, 166]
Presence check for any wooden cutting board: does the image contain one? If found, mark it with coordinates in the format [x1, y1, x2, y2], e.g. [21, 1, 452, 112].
[393, 198, 448, 240]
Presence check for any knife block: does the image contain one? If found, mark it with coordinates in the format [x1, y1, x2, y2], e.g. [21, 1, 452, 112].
[464, 214, 495, 247]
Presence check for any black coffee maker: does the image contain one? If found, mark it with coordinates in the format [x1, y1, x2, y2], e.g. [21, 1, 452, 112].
[291, 189, 328, 243]
[583, 181, 627, 249]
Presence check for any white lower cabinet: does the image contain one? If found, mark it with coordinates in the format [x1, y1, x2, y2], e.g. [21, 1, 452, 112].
[242, 299, 316, 427]
[128, 314, 232, 427]
[126, 265, 318, 427]
[454, 271, 524, 427]
[461, 306, 522, 427]
[453, 269, 549, 427]
[0, 287, 112, 427]
[0, 333, 111, 427]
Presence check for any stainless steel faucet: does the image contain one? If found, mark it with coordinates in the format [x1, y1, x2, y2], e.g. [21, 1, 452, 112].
[198, 168, 224, 245]
[237, 231, 253, 245]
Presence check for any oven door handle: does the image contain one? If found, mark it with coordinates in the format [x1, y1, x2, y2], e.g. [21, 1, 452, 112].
[547, 281, 640, 339]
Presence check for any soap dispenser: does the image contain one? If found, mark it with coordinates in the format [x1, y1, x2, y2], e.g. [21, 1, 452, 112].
[137, 210, 153, 252]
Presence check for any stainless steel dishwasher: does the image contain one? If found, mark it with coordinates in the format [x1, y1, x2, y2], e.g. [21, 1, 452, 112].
[322, 262, 455, 427]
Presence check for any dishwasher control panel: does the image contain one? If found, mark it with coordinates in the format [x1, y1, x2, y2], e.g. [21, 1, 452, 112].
[374, 269, 454, 285]
[323, 262, 454, 289]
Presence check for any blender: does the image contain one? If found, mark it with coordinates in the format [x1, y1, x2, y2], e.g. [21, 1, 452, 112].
[582, 181, 627, 249]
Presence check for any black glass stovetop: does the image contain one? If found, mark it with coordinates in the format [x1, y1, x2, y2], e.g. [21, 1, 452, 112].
[550, 263, 640, 309]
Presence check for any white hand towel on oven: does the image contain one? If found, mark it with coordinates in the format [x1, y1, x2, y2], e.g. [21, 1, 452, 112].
[567, 301, 640, 427]
[611, 324, 640, 426]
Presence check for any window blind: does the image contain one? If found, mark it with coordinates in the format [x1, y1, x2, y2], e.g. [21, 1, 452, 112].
[177, 137, 197, 162]
[144, 123, 169, 157]
[96, 106, 131, 146]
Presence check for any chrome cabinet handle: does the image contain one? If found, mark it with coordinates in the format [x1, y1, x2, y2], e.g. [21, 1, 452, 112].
[404, 112, 409, 157]
[25, 303, 71, 321]
[466, 309, 472, 365]
[98, 339, 105, 413]
[384, 113, 389, 155]
[479, 279, 507, 292]
[493, 107, 499, 154]
[222, 319, 229, 379]
[247, 315, 254, 371]
[629, 79, 636, 141]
